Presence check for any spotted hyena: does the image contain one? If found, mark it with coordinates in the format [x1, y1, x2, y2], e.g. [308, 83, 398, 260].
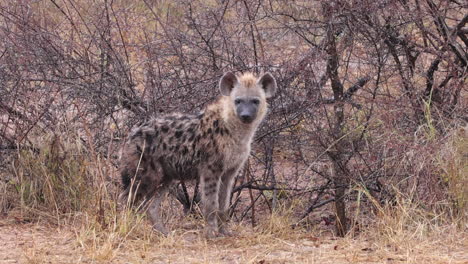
[119, 71, 277, 237]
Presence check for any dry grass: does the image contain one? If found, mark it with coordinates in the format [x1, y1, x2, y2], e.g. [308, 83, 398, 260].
[0, 0, 466, 262]
[0, 128, 467, 263]
[2, 192, 468, 263]
[1, 211, 466, 264]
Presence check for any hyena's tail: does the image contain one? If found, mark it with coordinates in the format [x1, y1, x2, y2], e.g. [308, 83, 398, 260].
[121, 167, 132, 192]
[118, 135, 146, 206]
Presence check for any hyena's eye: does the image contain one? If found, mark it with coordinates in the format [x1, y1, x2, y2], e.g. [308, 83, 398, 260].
[234, 99, 242, 105]
[251, 99, 260, 105]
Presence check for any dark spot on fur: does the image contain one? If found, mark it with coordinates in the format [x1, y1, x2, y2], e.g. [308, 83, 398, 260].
[213, 120, 219, 128]
[163, 143, 167, 151]
[215, 127, 220, 134]
[121, 168, 131, 190]
[204, 176, 215, 182]
[201, 152, 211, 162]
[145, 133, 154, 145]
[136, 145, 142, 154]
[139, 181, 149, 194]
[205, 189, 215, 196]
[197, 112, 204, 119]
[161, 126, 169, 133]
[175, 130, 183, 138]
[150, 160, 156, 170]
[182, 146, 188, 155]
[207, 128, 212, 134]
[210, 159, 224, 173]
[174, 145, 180, 152]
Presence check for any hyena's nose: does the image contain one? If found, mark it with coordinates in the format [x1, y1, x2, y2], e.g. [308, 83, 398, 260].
[240, 113, 253, 123]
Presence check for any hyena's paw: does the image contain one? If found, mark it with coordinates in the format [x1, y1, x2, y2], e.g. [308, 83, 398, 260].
[218, 226, 236, 237]
[204, 226, 219, 239]
[152, 224, 169, 236]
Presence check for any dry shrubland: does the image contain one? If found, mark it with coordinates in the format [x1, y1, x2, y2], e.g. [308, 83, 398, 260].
[0, 0, 466, 263]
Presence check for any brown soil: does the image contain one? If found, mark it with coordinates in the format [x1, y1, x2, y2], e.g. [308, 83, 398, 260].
[1, 218, 467, 264]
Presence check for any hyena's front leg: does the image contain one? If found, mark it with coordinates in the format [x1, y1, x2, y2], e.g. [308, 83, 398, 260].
[200, 167, 222, 238]
[217, 167, 240, 236]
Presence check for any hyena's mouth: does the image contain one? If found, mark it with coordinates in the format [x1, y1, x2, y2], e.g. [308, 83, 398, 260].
[240, 115, 255, 124]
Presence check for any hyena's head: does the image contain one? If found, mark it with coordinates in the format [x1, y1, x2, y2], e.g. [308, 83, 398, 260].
[219, 72, 277, 125]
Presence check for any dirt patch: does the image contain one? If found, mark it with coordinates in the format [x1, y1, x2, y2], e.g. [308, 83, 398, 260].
[0, 219, 85, 263]
[1, 218, 467, 264]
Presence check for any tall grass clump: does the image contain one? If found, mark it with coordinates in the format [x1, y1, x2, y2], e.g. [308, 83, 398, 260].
[357, 124, 467, 252]
[9, 134, 97, 222]
[438, 125, 467, 223]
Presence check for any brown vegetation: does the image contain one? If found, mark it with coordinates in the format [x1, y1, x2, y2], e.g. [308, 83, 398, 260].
[0, 0, 466, 263]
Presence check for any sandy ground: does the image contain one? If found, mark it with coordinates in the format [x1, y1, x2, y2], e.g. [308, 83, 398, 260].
[0, 218, 467, 264]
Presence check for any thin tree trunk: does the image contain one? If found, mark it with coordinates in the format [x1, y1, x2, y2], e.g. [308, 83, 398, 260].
[323, 4, 348, 236]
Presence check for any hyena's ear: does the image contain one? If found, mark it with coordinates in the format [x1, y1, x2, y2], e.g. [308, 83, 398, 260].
[257, 72, 277, 98]
[219, 72, 238, 96]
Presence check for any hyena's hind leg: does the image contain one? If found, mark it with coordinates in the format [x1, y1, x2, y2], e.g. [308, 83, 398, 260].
[131, 162, 172, 235]
[146, 182, 172, 235]
[120, 165, 172, 235]
[119, 162, 159, 208]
